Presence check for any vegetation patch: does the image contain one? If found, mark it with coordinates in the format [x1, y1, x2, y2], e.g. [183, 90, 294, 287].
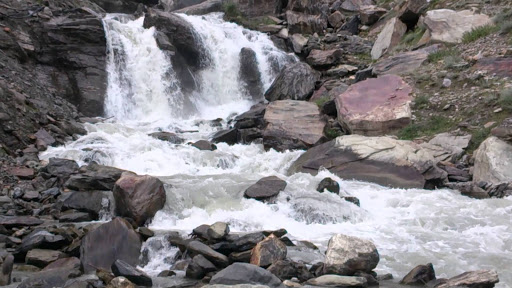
[427, 48, 458, 63]
[324, 127, 343, 139]
[222, 1, 275, 30]
[461, 24, 499, 44]
[398, 115, 452, 140]
[412, 94, 430, 109]
[314, 96, 330, 108]
[401, 26, 426, 46]
[467, 127, 491, 153]
[499, 87, 512, 111]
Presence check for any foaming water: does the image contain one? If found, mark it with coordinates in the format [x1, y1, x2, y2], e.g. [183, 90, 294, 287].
[40, 13, 512, 287]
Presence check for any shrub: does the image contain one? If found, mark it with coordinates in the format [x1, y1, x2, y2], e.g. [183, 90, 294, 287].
[467, 128, 491, 153]
[398, 116, 452, 140]
[223, 1, 241, 19]
[413, 94, 430, 109]
[461, 24, 499, 44]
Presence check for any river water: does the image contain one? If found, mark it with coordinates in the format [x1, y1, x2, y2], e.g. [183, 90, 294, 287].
[40, 13, 512, 286]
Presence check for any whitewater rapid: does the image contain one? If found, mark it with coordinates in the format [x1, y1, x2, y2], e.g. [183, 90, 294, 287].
[40, 13, 512, 287]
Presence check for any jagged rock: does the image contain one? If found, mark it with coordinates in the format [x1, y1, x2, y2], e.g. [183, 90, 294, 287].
[316, 178, 340, 194]
[289, 135, 448, 189]
[341, 15, 361, 35]
[286, 11, 328, 34]
[149, 132, 185, 144]
[265, 62, 320, 102]
[328, 11, 345, 29]
[191, 140, 217, 151]
[43, 158, 79, 178]
[17, 267, 81, 288]
[207, 222, 230, 240]
[210, 263, 284, 288]
[491, 118, 512, 143]
[263, 100, 326, 151]
[371, 17, 407, 60]
[306, 49, 344, 69]
[397, 0, 427, 29]
[359, 5, 386, 25]
[212, 129, 238, 145]
[373, 45, 440, 75]
[290, 34, 309, 54]
[65, 163, 126, 191]
[113, 172, 166, 226]
[111, 260, 152, 286]
[324, 234, 379, 275]
[267, 260, 313, 282]
[240, 47, 264, 101]
[437, 270, 499, 288]
[186, 254, 217, 279]
[307, 275, 368, 287]
[60, 190, 112, 219]
[244, 176, 287, 201]
[428, 132, 471, 161]
[26, 249, 67, 268]
[473, 137, 512, 185]
[400, 263, 435, 285]
[0, 254, 13, 285]
[80, 218, 142, 273]
[424, 9, 492, 43]
[335, 75, 412, 136]
[187, 240, 229, 267]
[251, 235, 287, 267]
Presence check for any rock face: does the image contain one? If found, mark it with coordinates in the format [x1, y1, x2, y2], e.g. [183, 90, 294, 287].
[240, 47, 263, 101]
[335, 75, 412, 136]
[250, 235, 287, 267]
[264, 62, 320, 102]
[289, 135, 448, 189]
[113, 172, 166, 226]
[244, 176, 287, 201]
[210, 263, 284, 288]
[400, 263, 436, 285]
[473, 137, 512, 185]
[371, 17, 407, 60]
[324, 234, 379, 275]
[424, 9, 492, 43]
[263, 100, 326, 151]
[437, 270, 499, 288]
[80, 218, 142, 273]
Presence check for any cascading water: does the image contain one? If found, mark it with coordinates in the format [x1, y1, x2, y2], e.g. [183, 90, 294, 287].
[40, 12, 512, 287]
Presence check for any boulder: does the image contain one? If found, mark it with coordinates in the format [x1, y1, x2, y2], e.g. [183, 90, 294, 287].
[491, 118, 512, 143]
[7, 167, 35, 180]
[149, 132, 185, 144]
[191, 140, 217, 151]
[328, 11, 345, 29]
[289, 135, 448, 189]
[26, 249, 67, 268]
[324, 234, 379, 275]
[61, 190, 112, 219]
[341, 15, 361, 35]
[80, 218, 142, 273]
[290, 34, 309, 54]
[373, 45, 440, 75]
[397, 0, 428, 29]
[244, 176, 287, 201]
[250, 235, 287, 267]
[473, 137, 512, 184]
[437, 270, 499, 288]
[17, 267, 81, 288]
[267, 260, 313, 282]
[263, 100, 326, 151]
[43, 257, 81, 271]
[212, 129, 238, 145]
[371, 17, 407, 60]
[359, 5, 386, 26]
[341, 0, 374, 12]
[240, 47, 264, 101]
[207, 222, 230, 240]
[187, 240, 229, 267]
[65, 163, 126, 191]
[43, 158, 79, 178]
[113, 172, 166, 226]
[428, 132, 471, 161]
[18, 230, 67, 254]
[186, 254, 217, 279]
[112, 259, 152, 286]
[335, 75, 412, 136]
[306, 275, 368, 287]
[0, 254, 13, 285]
[424, 9, 492, 43]
[265, 62, 320, 102]
[210, 263, 284, 288]
[286, 11, 328, 35]
[306, 49, 344, 69]
[316, 177, 340, 194]
[400, 263, 436, 285]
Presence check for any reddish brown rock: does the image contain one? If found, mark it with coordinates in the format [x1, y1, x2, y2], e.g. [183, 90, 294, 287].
[359, 5, 387, 25]
[474, 57, 512, 78]
[335, 75, 412, 136]
[250, 235, 287, 267]
[7, 167, 35, 179]
[306, 49, 344, 69]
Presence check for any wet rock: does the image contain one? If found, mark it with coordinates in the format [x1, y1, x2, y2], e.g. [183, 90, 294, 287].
[397, 0, 428, 29]
[212, 129, 238, 145]
[43, 158, 79, 178]
[187, 240, 229, 267]
[286, 11, 328, 35]
[436, 270, 498, 288]
[186, 254, 217, 279]
[473, 137, 512, 185]
[251, 235, 287, 267]
[359, 5, 386, 26]
[80, 218, 142, 273]
[290, 34, 309, 54]
[445, 182, 489, 199]
[61, 190, 111, 219]
[307, 275, 368, 287]
[342, 196, 361, 206]
[335, 75, 412, 136]
[210, 263, 284, 287]
[109, 276, 136, 288]
[267, 260, 314, 282]
[244, 176, 287, 201]
[17, 267, 81, 288]
[316, 177, 340, 194]
[26, 249, 67, 268]
[324, 234, 379, 275]
[65, 163, 126, 191]
[307, 49, 344, 69]
[265, 62, 320, 102]
[113, 172, 166, 226]
[400, 263, 435, 285]
[263, 100, 326, 151]
[149, 132, 185, 144]
[424, 9, 491, 43]
[112, 259, 152, 286]
[373, 45, 440, 76]
[240, 47, 264, 101]
[207, 222, 230, 241]
[191, 140, 217, 151]
[0, 254, 13, 285]
[371, 17, 407, 60]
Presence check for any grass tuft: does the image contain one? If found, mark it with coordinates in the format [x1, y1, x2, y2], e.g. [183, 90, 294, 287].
[427, 48, 458, 63]
[398, 116, 452, 140]
[467, 128, 491, 153]
[499, 88, 512, 111]
[413, 94, 430, 109]
[461, 24, 499, 44]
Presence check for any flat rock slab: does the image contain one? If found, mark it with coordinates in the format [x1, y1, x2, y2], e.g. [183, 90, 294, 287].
[210, 263, 283, 288]
[335, 75, 412, 136]
[244, 176, 287, 201]
[263, 100, 326, 152]
[437, 270, 499, 288]
[424, 9, 491, 43]
[373, 45, 440, 75]
[7, 167, 35, 179]
[474, 57, 512, 77]
[371, 17, 407, 60]
[0, 216, 43, 228]
[473, 136, 512, 184]
[307, 275, 368, 287]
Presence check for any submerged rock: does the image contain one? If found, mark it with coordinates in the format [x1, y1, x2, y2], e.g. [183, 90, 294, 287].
[244, 176, 287, 201]
[316, 177, 340, 194]
[191, 140, 217, 151]
[149, 132, 185, 144]
[324, 234, 379, 275]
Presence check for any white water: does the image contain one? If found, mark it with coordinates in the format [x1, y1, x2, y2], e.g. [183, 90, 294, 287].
[41, 13, 512, 287]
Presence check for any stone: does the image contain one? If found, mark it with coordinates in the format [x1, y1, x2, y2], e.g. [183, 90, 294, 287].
[424, 9, 492, 43]
[61, 190, 111, 219]
[265, 62, 320, 102]
[397, 0, 428, 29]
[109, 276, 136, 288]
[335, 75, 412, 136]
[324, 234, 379, 275]
[244, 176, 287, 201]
[111, 259, 152, 286]
[341, 0, 374, 12]
[207, 222, 230, 240]
[341, 15, 361, 35]
[44, 158, 79, 178]
[263, 100, 326, 151]
[210, 263, 284, 288]
[474, 57, 512, 78]
[186, 254, 217, 279]
[491, 118, 512, 143]
[286, 11, 328, 35]
[17, 230, 67, 254]
[473, 137, 512, 184]
[316, 177, 340, 194]
[306, 49, 344, 69]
[251, 235, 287, 267]
[113, 172, 166, 226]
[0, 254, 13, 285]
[359, 5, 386, 26]
[173, 0, 223, 15]
[289, 135, 448, 189]
[373, 45, 440, 75]
[59, 212, 93, 223]
[442, 78, 452, 88]
[239, 47, 264, 101]
[306, 275, 368, 287]
[267, 260, 313, 282]
[80, 218, 142, 273]
[400, 263, 435, 285]
[187, 240, 229, 267]
[149, 132, 184, 144]
[191, 140, 217, 151]
[212, 129, 238, 145]
[35, 128, 56, 150]
[17, 267, 81, 288]
[371, 17, 407, 60]
[328, 11, 345, 29]
[428, 133, 471, 161]
[158, 270, 176, 277]
[43, 257, 81, 271]
[65, 163, 126, 191]
[26, 249, 67, 268]
[7, 167, 35, 180]
[436, 270, 499, 288]
[290, 34, 309, 54]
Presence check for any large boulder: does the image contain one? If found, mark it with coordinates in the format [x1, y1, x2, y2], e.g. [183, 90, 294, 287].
[65, 163, 126, 191]
[335, 75, 412, 136]
[424, 9, 492, 43]
[289, 135, 448, 189]
[473, 137, 512, 185]
[250, 235, 287, 267]
[400, 263, 436, 285]
[323, 234, 379, 275]
[265, 62, 320, 102]
[113, 172, 166, 226]
[371, 17, 407, 60]
[210, 263, 284, 288]
[263, 100, 326, 151]
[436, 270, 499, 288]
[80, 218, 142, 273]
[286, 11, 328, 35]
[240, 47, 263, 101]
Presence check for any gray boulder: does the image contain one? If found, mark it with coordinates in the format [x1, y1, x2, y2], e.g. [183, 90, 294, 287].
[400, 263, 436, 285]
[210, 263, 284, 288]
[473, 137, 512, 185]
[240, 47, 263, 101]
[244, 176, 287, 201]
[265, 62, 320, 102]
[437, 270, 499, 288]
[324, 234, 379, 275]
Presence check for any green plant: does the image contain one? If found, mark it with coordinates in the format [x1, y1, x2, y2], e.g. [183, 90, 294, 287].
[413, 94, 430, 109]
[499, 88, 512, 110]
[428, 48, 458, 63]
[467, 127, 491, 153]
[324, 127, 343, 139]
[398, 116, 452, 140]
[443, 55, 464, 69]
[461, 24, 499, 44]
[314, 96, 330, 108]
[397, 123, 421, 140]
[223, 1, 241, 19]
[402, 26, 426, 46]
